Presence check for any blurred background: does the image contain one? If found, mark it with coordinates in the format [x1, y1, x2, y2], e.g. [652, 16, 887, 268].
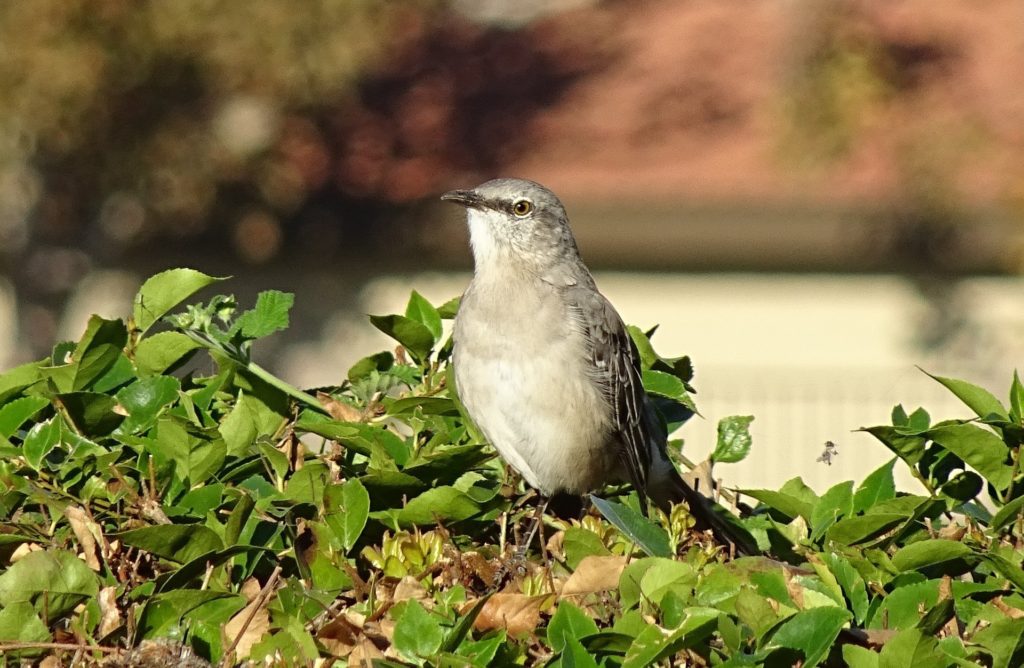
[2, 0, 1022, 491]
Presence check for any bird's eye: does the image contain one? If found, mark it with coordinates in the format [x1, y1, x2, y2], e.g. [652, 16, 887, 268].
[511, 199, 533, 217]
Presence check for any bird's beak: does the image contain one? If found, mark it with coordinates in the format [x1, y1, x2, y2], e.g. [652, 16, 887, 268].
[440, 189, 486, 209]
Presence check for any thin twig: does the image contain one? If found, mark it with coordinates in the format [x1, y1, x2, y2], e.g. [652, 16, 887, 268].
[219, 565, 282, 668]
[0, 641, 119, 654]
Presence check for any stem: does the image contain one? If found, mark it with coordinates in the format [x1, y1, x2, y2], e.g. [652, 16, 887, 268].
[180, 329, 328, 415]
[246, 361, 328, 415]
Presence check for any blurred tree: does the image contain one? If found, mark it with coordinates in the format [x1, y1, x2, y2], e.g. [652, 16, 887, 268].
[0, 0, 604, 359]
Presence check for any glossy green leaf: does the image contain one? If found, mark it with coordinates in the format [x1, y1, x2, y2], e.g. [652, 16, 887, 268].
[0, 550, 99, 619]
[548, 601, 599, 653]
[134, 331, 202, 377]
[393, 600, 444, 660]
[712, 415, 754, 464]
[853, 458, 897, 513]
[134, 268, 224, 335]
[0, 395, 49, 438]
[925, 370, 1009, 421]
[406, 290, 443, 341]
[118, 524, 224, 564]
[928, 423, 1012, 490]
[324, 478, 370, 552]
[369, 313, 435, 363]
[23, 416, 61, 470]
[233, 289, 293, 339]
[591, 495, 672, 557]
[0, 601, 50, 644]
[768, 606, 850, 667]
[115, 376, 180, 434]
[891, 539, 974, 572]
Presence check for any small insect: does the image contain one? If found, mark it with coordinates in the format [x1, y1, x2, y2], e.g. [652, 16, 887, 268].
[817, 441, 838, 466]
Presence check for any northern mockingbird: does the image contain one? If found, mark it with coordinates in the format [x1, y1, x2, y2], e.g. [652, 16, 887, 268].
[442, 178, 754, 555]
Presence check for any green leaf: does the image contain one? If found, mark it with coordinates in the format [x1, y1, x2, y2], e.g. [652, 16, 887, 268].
[219, 392, 282, 457]
[877, 628, 950, 668]
[393, 600, 444, 660]
[347, 351, 394, 382]
[938, 471, 983, 505]
[638, 558, 695, 606]
[134, 331, 202, 377]
[0, 395, 49, 438]
[810, 480, 854, 540]
[626, 325, 659, 369]
[741, 489, 812, 521]
[978, 553, 1024, 590]
[925, 370, 1009, 421]
[380, 486, 482, 527]
[843, 645, 880, 668]
[324, 479, 370, 552]
[234, 290, 294, 339]
[436, 296, 460, 319]
[156, 417, 225, 485]
[23, 416, 61, 470]
[828, 514, 907, 546]
[590, 496, 672, 557]
[370, 314, 435, 363]
[991, 494, 1024, 531]
[563, 528, 611, 570]
[561, 635, 600, 668]
[891, 539, 974, 572]
[1011, 370, 1024, 424]
[0, 361, 44, 405]
[0, 601, 50, 644]
[0, 550, 99, 619]
[641, 370, 685, 399]
[824, 553, 868, 624]
[58, 392, 124, 437]
[712, 415, 754, 464]
[768, 606, 851, 667]
[971, 617, 1024, 668]
[548, 601, 599, 653]
[117, 524, 224, 564]
[134, 268, 224, 335]
[927, 424, 1013, 490]
[622, 608, 719, 668]
[70, 316, 129, 391]
[115, 376, 180, 434]
[406, 291, 443, 341]
[137, 589, 241, 639]
[861, 426, 928, 466]
[854, 459, 897, 513]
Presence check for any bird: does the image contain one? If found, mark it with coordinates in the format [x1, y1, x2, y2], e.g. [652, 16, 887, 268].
[441, 178, 756, 557]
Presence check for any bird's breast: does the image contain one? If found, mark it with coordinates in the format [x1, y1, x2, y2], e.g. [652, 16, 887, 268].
[453, 276, 617, 495]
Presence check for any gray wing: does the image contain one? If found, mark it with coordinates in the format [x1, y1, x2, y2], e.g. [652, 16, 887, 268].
[569, 288, 655, 506]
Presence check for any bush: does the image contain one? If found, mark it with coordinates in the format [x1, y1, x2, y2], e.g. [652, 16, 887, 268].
[0, 268, 1021, 666]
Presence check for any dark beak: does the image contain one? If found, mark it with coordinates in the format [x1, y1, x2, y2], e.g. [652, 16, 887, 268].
[440, 189, 486, 209]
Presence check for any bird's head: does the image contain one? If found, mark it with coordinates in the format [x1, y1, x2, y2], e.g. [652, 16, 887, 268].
[441, 178, 581, 278]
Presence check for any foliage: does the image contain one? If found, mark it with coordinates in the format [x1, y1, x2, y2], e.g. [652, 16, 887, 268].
[0, 268, 1023, 666]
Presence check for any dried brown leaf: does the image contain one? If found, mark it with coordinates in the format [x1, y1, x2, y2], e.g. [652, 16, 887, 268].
[318, 614, 362, 657]
[9, 542, 42, 563]
[561, 555, 627, 597]
[66, 506, 102, 571]
[348, 637, 385, 666]
[223, 597, 271, 660]
[393, 576, 430, 606]
[473, 593, 551, 635]
[318, 391, 364, 422]
[98, 585, 123, 637]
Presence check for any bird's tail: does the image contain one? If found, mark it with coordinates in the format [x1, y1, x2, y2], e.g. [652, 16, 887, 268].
[648, 462, 759, 557]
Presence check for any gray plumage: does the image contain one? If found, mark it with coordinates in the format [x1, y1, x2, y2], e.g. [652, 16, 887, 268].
[443, 178, 753, 553]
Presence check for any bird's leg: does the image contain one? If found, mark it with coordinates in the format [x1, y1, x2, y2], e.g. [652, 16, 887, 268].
[491, 494, 551, 591]
[515, 495, 550, 561]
